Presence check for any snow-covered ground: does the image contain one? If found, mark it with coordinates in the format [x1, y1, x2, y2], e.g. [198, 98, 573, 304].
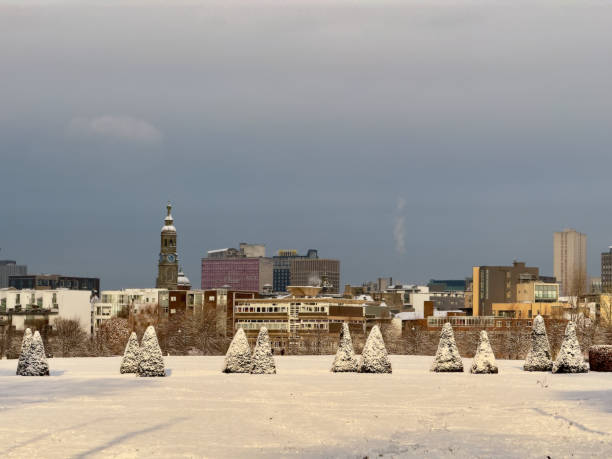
[0, 356, 610, 458]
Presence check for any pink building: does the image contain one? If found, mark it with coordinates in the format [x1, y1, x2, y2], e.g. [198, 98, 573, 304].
[201, 258, 273, 293]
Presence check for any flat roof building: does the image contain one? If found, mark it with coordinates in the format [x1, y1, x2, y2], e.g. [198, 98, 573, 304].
[233, 286, 385, 353]
[201, 257, 273, 294]
[273, 249, 319, 293]
[0, 260, 27, 289]
[0, 288, 93, 337]
[472, 261, 539, 316]
[9, 274, 99, 293]
[290, 258, 340, 294]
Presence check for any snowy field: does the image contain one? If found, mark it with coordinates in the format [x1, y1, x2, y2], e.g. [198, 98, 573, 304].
[1, 356, 611, 458]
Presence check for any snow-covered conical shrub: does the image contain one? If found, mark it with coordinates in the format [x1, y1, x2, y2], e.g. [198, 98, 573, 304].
[523, 315, 553, 371]
[137, 326, 166, 377]
[120, 332, 140, 374]
[20, 331, 50, 376]
[360, 325, 392, 373]
[470, 330, 498, 374]
[331, 322, 359, 373]
[16, 328, 33, 376]
[552, 321, 588, 374]
[431, 323, 464, 372]
[223, 328, 252, 373]
[250, 327, 276, 374]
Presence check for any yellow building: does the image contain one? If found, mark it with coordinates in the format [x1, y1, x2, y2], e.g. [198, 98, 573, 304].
[493, 280, 566, 318]
[492, 301, 568, 319]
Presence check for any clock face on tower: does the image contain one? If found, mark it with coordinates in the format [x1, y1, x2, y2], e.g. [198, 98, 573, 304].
[167, 254, 176, 263]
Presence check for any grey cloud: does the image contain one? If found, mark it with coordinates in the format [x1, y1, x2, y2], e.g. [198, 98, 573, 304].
[394, 198, 407, 256]
[66, 115, 163, 146]
[1, 1, 612, 289]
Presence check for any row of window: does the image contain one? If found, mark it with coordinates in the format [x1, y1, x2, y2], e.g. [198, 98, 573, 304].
[235, 320, 329, 330]
[234, 305, 331, 314]
[236, 306, 289, 313]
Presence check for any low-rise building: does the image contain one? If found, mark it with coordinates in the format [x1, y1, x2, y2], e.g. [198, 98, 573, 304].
[492, 280, 567, 319]
[0, 288, 93, 335]
[233, 286, 386, 353]
[96, 288, 163, 323]
[199, 288, 259, 337]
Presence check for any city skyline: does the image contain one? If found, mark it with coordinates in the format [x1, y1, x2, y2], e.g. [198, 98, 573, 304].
[3, 0, 612, 289]
[1, 204, 607, 290]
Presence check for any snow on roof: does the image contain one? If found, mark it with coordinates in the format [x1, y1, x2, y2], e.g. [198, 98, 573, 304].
[161, 225, 176, 232]
[208, 248, 229, 253]
[355, 294, 374, 301]
[395, 312, 418, 320]
[177, 271, 191, 286]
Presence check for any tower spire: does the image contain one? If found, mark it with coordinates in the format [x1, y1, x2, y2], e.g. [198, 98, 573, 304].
[164, 201, 174, 226]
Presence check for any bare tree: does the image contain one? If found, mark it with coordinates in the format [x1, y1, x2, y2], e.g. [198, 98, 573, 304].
[129, 303, 159, 339]
[51, 318, 88, 357]
[94, 317, 130, 356]
[156, 308, 229, 356]
[1, 328, 22, 359]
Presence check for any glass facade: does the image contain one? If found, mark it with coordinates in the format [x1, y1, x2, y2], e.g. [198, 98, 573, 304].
[272, 249, 318, 293]
[535, 284, 558, 302]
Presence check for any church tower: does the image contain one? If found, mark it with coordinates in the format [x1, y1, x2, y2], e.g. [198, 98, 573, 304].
[156, 202, 179, 289]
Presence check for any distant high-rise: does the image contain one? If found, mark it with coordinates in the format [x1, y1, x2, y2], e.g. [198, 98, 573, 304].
[201, 242, 272, 293]
[0, 260, 27, 288]
[553, 229, 587, 296]
[290, 258, 340, 294]
[601, 247, 612, 293]
[272, 249, 318, 293]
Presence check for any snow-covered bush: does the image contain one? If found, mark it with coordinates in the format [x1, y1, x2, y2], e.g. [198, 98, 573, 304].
[523, 315, 553, 371]
[250, 327, 276, 374]
[552, 321, 588, 374]
[470, 330, 498, 374]
[589, 345, 612, 372]
[360, 325, 392, 373]
[16, 328, 33, 376]
[331, 322, 359, 372]
[120, 332, 141, 374]
[138, 326, 166, 377]
[18, 331, 50, 376]
[223, 328, 251, 373]
[431, 323, 464, 372]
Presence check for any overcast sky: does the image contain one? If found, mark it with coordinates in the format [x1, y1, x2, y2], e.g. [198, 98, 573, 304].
[1, 0, 611, 289]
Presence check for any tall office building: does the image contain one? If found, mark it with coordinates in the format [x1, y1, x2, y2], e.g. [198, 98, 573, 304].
[272, 249, 318, 293]
[553, 229, 587, 296]
[201, 242, 272, 294]
[601, 247, 612, 293]
[290, 258, 340, 294]
[0, 260, 27, 288]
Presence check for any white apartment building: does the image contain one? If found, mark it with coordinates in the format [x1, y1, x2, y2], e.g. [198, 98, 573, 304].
[94, 288, 166, 330]
[0, 288, 93, 335]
